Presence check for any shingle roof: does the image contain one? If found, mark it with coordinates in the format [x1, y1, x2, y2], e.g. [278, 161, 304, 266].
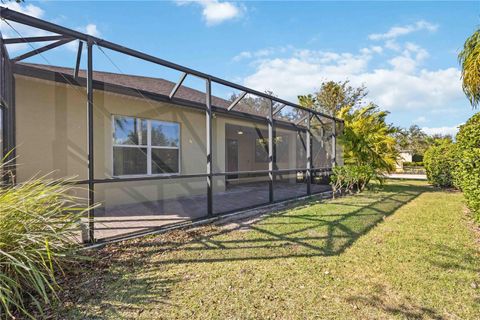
[18, 62, 231, 109]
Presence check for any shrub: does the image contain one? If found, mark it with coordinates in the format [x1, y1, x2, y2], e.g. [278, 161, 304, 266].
[330, 164, 378, 197]
[402, 161, 423, 167]
[0, 164, 87, 318]
[337, 104, 398, 173]
[454, 112, 480, 221]
[423, 141, 458, 188]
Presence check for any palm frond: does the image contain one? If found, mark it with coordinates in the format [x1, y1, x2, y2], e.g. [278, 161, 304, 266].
[459, 29, 480, 108]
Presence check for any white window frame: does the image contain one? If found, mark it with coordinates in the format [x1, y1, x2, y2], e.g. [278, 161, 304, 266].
[112, 115, 181, 178]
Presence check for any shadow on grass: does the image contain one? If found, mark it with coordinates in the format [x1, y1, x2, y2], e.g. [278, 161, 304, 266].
[56, 255, 182, 319]
[346, 283, 444, 320]
[425, 242, 479, 273]
[119, 182, 432, 264]
[58, 182, 433, 319]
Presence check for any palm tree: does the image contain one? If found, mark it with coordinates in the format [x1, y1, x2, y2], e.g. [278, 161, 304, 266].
[337, 103, 398, 173]
[459, 29, 480, 108]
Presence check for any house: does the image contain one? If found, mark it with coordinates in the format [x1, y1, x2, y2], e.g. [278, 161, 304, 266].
[395, 150, 413, 171]
[0, 7, 343, 242]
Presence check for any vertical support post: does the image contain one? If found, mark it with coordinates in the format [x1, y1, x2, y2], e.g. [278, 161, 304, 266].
[0, 34, 16, 185]
[74, 40, 83, 79]
[206, 78, 213, 216]
[306, 113, 312, 195]
[86, 39, 95, 242]
[268, 99, 274, 203]
[332, 119, 337, 167]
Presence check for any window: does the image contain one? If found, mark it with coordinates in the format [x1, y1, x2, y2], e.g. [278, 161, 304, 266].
[113, 115, 180, 176]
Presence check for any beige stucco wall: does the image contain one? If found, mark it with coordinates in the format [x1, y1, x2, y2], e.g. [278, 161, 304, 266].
[14, 75, 224, 208]
[15, 76, 88, 181]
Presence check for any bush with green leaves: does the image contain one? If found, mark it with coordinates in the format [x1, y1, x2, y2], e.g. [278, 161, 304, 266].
[0, 164, 87, 319]
[337, 104, 398, 173]
[454, 112, 480, 221]
[330, 164, 379, 197]
[402, 161, 423, 167]
[423, 141, 458, 188]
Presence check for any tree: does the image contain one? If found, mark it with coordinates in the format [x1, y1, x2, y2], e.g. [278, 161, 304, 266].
[427, 133, 454, 146]
[394, 125, 429, 156]
[298, 94, 316, 109]
[299, 81, 397, 192]
[393, 127, 409, 151]
[337, 103, 398, 173]
[228, 90, 278, 117]
[298, 80, 367, 116]
[407, 125, 429, 155]
[458, 29, 480, 108]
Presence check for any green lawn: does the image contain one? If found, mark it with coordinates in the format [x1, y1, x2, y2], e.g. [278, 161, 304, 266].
[58, 180, 480, 319]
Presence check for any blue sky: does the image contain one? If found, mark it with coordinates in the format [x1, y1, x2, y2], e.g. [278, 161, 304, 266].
[1, 1, 479, 135]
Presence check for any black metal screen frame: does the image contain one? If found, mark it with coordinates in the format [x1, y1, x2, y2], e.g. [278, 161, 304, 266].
[0, 7, 343, 243]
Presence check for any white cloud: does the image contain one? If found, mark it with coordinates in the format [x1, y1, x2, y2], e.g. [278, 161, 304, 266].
[1, 3, 101, 56]
[84, 24, 101, 37]
[369, 20, 438, 40]
[233, 51, 252, 61]
[232, 46, 291, 62]
[65, 24, 102, 51]
[241, 42, 463, 113]
[387, 42, 429, 73]
[243, 48, 371, 100]
[176, 0, 244, 26]
[371, 46, 383, 54]
[1, 2, 44, 18]
[0, 3, 50, 52]
[422, 125, 461, 136]
[385, 39, 401, 51]
[415, 116, 427, 124]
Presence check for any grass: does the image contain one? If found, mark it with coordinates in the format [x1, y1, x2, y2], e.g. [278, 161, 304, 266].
[56, 180, 480, 319]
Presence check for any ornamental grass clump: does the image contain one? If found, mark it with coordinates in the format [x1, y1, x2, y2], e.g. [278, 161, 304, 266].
[0, 164, 88, 319]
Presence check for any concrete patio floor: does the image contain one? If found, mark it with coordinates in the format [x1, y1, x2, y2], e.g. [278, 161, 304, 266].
[87, 181, 332, 241]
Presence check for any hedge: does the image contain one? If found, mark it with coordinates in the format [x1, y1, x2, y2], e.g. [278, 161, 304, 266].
[455, 112, 480, 221]
[423, 142, 457, 188]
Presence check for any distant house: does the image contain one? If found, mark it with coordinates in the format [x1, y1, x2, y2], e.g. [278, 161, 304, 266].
[396, 150, 414, 170]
